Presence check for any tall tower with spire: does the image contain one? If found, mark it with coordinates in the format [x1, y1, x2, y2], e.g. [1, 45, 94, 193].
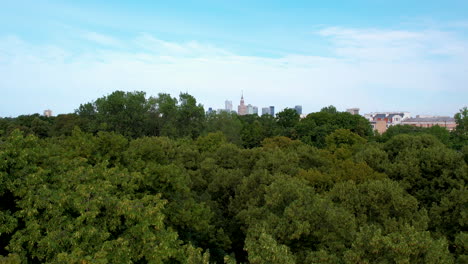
[238, 91, 247, 115]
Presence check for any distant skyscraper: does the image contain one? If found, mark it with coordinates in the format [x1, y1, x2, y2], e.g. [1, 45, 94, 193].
[247, 104, 254, 114]
[238, 93, 247, 115]
[207, 107, 213, 115]
[225, 100, 233, 112]
[262, 107, 269, 115]
[253, 106, 258, 115]
[43, 109, 52, 117]
[294, 105, 302, 115]
[269, 106, 275, 116]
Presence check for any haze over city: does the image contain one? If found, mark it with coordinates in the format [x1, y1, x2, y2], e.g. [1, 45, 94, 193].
[1, 0, 467, 117]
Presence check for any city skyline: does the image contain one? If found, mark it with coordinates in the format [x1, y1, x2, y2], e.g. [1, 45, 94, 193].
[1, 92, 465, 118]
[0, 88, 464, 118]
[1, 1, 467, 117]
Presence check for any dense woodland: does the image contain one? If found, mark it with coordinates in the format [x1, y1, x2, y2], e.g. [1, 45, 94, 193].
[0, 91, 467, 263]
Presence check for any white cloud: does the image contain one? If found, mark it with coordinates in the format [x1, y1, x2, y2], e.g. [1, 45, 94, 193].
[317, 27, 468, 61]
[82, 31, 122, 47]
[133, 33, 232, 57]
[0, 26, 467, 117]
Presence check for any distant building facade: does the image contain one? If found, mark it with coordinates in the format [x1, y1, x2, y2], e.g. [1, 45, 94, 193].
[247, 104, 254, 115]
[262, 107, 270, 115]
[295, 105, 302, 115]
[238, 94, 247, 115]
[364, 112, 411, 133]
[225, 100, 233, 112]
[402, 116, 456, 131]
[43, 109, 52, 117]
[253, 106, 258, 115]
[374, 120, 388, 134]
[269, 106, 275, 116]
[346, 108, 360, 115]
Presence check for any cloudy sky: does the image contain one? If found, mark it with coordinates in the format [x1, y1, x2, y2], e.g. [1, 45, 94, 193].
[1, 0, 467, 117]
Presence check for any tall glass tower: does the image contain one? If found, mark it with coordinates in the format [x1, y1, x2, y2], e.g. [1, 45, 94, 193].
[294, 105, 302, 115]
[225, 100, 233, 112]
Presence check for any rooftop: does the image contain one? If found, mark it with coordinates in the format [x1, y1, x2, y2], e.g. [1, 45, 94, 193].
[403, 116, 455, 122]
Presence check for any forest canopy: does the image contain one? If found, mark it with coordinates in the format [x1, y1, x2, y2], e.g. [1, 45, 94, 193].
[0, 91, 466, 263]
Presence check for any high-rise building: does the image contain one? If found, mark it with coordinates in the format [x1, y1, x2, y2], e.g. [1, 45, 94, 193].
[43, 109, 52, 117]
[294, 105, 302, 115]
[253, 106, 258, 115]
[269, 106, 275, 116]
[247, 104, 254, 114]
[225, 100, 233, 112]
[238, 94, 247, 115]
[262, 107, 269, 115]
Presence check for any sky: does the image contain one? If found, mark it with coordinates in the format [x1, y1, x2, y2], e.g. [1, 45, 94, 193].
[1, 0, 467, 117]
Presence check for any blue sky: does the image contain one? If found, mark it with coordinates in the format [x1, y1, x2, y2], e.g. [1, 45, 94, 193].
[1, 0, 467, 117]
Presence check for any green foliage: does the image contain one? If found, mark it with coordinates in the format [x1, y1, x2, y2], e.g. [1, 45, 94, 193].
[1, 92, 466, 263]
[236, 175, 357, 262]
[175, 93, 206, 139]
[77, 90, 155, 137]
[463, 144, 468, 164]
[381, 124, 453, 146]
[261, 136, 302, 150]
[344, 225, 453, 264]
[452, 106, 468, 150]
[320, 105, 338, 114]
[354, 142, 389, 172]
[123, 136, 176, 168]
[382, 124, 424, 141]
[245, 227, 296, 264]
[325, 129, 366, 151]
[0, 114, 55, 138]
[0, 254, 21, 264]
[50, 114, 86, 136]
[153, 93, 178, 137]
[383, 133, 443, 160]
[74, 91, 205, 139]
[299, 110, 372, 148]
[454, 106, 468, 135]
[0, 131, 212, 263]
[327, 179, 429, 232]
[384, 134, 467, 207]
[294, 116, 317, 145]
[430, 188, 468, 255]
[30, 117, 51, 138]
[454, 233, 468, 263]
[240, 120, 264, 148]
[275, 108, 300, 138]
[196, 132, 228, 153]
[205, 111, 243, 145]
